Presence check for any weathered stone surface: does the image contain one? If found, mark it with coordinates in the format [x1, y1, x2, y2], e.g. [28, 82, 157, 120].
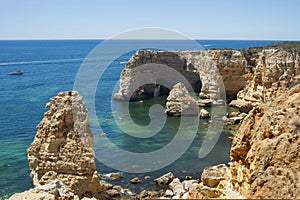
[113, 50, 201, 101]
[106, 189, 120, 197]
[114, 48, 300, 110]
[230, 85, 300, 198]
[199, 108, 210, 119]
[229, 99, 254, 113]
[9, 180, 79, 200]
[154, 172, 175, 185]
[27, 91, 101, 198]
[201, 164, 229, 187]
[169, 178, 185, 197]
[130, 177, 141, 184]
[139, 190, 159, 199]
[165, 83, 198, 116]
[235, 49, 300, 109]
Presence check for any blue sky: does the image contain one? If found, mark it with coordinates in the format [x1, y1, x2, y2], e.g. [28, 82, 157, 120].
[0, 0, 299, 40]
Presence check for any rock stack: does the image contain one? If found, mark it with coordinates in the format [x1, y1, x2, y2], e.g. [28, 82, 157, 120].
[165, 82, 198, 116]
[12, 91, 102, 199]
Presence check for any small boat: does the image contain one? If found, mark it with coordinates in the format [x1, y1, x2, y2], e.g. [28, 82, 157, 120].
[8, 70, 23, 75]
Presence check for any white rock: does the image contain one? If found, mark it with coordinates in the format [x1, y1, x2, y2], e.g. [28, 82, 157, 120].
[154, 172, 175, 185]
[199, 108, 210, 118]
[169, 178, 185, 196]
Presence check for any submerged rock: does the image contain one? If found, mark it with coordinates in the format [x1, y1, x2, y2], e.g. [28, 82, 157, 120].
[27, 91, 102, 198]
[154, 172, 175, 185]
[130, 177, 141, 184]
[199, 108, 210, 119]
[165, 83, 198, 116]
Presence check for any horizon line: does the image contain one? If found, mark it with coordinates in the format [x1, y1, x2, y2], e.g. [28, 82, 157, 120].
[0, 38, 299, 41]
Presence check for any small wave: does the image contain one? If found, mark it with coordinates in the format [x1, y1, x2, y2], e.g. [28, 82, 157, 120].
[118, 61, 128, 64]
[0, 58, 85, 66]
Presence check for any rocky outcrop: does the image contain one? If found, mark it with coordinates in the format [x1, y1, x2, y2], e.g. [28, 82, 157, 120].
[165, 83, 198, 116]
[113, 50, 201, 101]
[230, 84, 300, 198]
[9, 180, 95, 200]
[114, 47, 300, 112]
[232, 49, 300, 110]
[188, 84, 300, 199]
[26, 91, 102, 198]
[186, 164, 244, 199]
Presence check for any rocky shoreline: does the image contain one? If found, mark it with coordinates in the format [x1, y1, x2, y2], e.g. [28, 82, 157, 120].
[10, 42, 300, 199]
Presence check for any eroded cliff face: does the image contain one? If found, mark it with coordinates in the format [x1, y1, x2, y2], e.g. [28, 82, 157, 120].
[233, 49, 300, 110]
[113, 50, 201, 101]
[230, 84, 300, 199]
[165, 82, 198, 116]
[186, 84, 300, 199]
[26, 91, 102, 198]
[114, 48, 300, 109]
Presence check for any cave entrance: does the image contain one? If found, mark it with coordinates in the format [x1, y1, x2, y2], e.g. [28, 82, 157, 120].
[131, 79, 201, 101]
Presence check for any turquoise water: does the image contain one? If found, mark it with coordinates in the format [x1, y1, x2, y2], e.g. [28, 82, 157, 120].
[0, 40, 282, 198]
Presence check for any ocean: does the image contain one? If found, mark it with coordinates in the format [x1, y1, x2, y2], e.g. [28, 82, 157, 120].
[0, 39, 282, 198]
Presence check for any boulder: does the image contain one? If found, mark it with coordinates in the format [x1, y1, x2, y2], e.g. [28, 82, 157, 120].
[154, 172, 175, 185]
[130, 177, 141, 184]
[201, 164, 229, 187]
[199, 108, 210, 119]
[169, 178, 185, 196]
[229, 99, 253, 113]
[165, 83, 198, 116]
[9, 180, 78, 200]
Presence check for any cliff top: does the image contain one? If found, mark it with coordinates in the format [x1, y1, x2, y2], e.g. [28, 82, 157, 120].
[243, 41, 300, 54]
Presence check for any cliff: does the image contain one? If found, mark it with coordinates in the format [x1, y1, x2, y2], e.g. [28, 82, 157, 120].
[11, 91, 103, 199]
[114, 45, 300, 110]
[230, 84, 300, 198]
[184, 84, 300, 199]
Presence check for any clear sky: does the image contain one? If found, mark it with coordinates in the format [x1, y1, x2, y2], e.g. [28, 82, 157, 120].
[0, 0, 299, 40]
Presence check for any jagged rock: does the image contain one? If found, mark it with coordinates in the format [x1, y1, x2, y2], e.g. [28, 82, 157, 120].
[100, 172, 123, 180]
[169, 178, 185, 196]
[182, 180, 198, 191]
[230, 86, 300, 198]
[198, 99, 213, 107]
[100, 180, 113, 191]
[228, 111, 240, 118]
[106, 189, 120, 197]
[9, 180, 79, 200]
[130, 177, 141, 184]
[164, 189, 173, 197]
[113, 50, 201, 101]
[27, 91, 101, 198]
[199, 108, 210, 119]
[139, 190, 159, 199]
[229, 99, 253, 113]
[115, 48, 300, 106]
[165, 83, 198, 116]
[154, 172, 175, 185]
[201, 164, 229, 187]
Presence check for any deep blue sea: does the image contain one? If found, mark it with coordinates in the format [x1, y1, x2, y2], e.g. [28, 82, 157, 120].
[0, 39, 282, 198]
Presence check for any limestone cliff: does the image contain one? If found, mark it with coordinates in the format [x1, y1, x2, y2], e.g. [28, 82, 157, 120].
[232, 48, 300, 111]
[26, 91, 102, 198]
[185, 84, 300, 200]
[114, 46, 300, 110]
[230, 84, 300, 198]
